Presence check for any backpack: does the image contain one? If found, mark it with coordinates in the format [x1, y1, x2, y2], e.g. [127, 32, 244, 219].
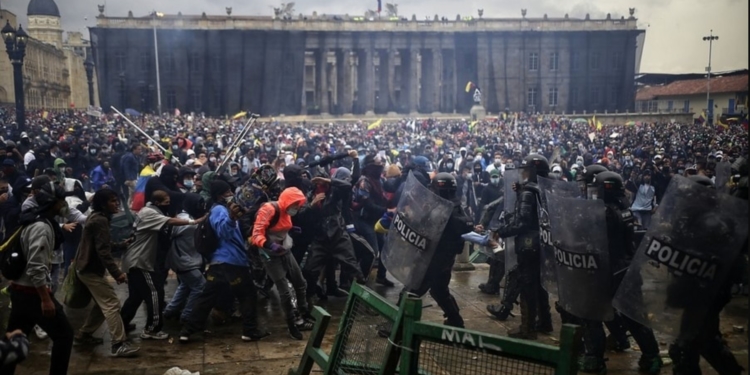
[0, 227, 26, 280]
[0, 218, 50, 281]
[195, 204, 220, 260]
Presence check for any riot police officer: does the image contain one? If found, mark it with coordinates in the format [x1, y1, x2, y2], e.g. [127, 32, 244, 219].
[589, 171, 662, 375]
[497, 154, 552, 339]
[668, 175, 744, 375]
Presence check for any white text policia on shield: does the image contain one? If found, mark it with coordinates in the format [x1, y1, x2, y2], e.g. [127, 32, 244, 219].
[393, 213, 428, 251]
[645, 238, 719, 281]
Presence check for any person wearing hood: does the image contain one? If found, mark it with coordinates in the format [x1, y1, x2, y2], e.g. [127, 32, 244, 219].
[180, 181, 270, 343]
[90, 159, 115, 191]
[145, 164, 183, 217]
[250, 187, 311, 340]
[176, 167, 197, 193]
[228, 162, 245, 181]
[163, 193, 207, 324]
[4, 177, 74, 375]
[455, 147, 468, 173]
[352, 154, 395, 287]
[120, 190, 204, 341]
[303, 168, 366, 301]
[53, 158, 67, 184]
[199, 171, 216, 204]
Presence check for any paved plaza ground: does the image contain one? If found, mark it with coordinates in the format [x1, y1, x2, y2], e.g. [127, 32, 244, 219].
[8, 266, 749, 375]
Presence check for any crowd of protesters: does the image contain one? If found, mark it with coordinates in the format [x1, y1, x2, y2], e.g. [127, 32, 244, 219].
[0, 105, 746, 374]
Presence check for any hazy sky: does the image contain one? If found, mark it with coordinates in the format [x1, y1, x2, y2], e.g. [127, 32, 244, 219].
[4, 0, 748, 74]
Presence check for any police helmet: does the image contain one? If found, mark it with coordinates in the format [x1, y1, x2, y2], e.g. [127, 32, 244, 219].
[431, 172, 457, 197]
[687, 175, 715, 189]
[520, 154, 550, 176]
[577, 164, 608, 184]
[594, 171, 624, 192]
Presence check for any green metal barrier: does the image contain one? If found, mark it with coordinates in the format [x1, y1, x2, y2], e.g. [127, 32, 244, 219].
[289, 283, 581, 375]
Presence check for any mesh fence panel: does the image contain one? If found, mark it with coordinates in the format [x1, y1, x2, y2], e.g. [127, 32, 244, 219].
[416, 339, 556, 375]
[329, 297, 394, 375]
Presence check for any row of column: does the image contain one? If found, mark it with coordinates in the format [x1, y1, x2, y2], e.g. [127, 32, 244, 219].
[303, 48, 455, 115]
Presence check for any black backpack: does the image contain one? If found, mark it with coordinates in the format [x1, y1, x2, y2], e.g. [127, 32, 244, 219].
[195, 204, 220, 260]
[0, 218, 50, 281]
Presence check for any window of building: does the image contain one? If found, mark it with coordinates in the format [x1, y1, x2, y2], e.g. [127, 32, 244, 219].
[667, 100, 674, 112]
[115, 52, 126, 72]
[648, 100, 658, 112]
[683, 100, 690, 113]
[164, 52, 175, 73]
[549, 52, 559, 71]
[190, 53, 201, 73]
[612, 52, 622, 70]
[140, 53, 150, 73]
[571, 51, 579, 71]
[548, 87, 558, 106]
[166, 88, 176, 110]
[527, 87, 538, 107]
[528, 52, 539, 71]
[591, 86, 601, 105]
[192, 90, 201, 111]
[590, 54, 601, 70]
[213, 89, 221, 108]
[119, 84, 127, 107]
[571, 88, 579, 104]
[609, 86, 618, 105]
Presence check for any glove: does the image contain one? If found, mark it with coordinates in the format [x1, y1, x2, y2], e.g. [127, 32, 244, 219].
[269, 243, 284, 253]
[346, 224, 355, 233]
[291, 226, 302, 234]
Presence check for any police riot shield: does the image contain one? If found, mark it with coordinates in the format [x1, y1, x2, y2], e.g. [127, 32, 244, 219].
[714, 161, 732, 193]
[537, 177, 581, 295]
[613, 176, 749, 339]
[501, 169, 519, 270]
[382, 172, 454, 290]
[547, 193, 614, 321]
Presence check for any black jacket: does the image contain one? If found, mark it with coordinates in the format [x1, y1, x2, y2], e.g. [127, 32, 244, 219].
[435, 199, 474, 257]
[497, 182, 540, 251]
[307, 178, 353, 241]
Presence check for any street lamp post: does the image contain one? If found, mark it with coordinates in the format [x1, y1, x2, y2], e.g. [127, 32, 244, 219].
[702, 30, 719, 125]
[2, 21, 28, 134]
[84, 54, 95, 106]
[152, 11, 164, 115]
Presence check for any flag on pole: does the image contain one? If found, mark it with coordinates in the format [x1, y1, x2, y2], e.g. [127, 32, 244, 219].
[42, 111, 49, 119]
[367, 118, 383, 130]
[469, 121, 478, 130]
[465, 81, 480, 93]
[595, 116, 603, 131]
[377, 0, 382, 13]
[232, 111, 247, 120]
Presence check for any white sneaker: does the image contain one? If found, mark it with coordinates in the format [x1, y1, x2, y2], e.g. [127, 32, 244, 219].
[111, 342, 140, 357]
[139, 330, 169, 340]
[34, 325, 48, 340]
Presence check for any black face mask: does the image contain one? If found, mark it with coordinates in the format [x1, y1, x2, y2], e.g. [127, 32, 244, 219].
[157, 204, 170, 215]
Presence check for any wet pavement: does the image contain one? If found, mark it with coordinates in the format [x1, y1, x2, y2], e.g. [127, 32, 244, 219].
[7, 265, 749, 375]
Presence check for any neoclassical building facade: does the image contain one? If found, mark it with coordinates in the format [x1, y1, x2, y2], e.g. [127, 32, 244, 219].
[0, 0, 97, 111]
[91, 8, 644, 117]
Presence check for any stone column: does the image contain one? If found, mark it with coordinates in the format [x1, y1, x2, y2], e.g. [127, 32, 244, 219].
[420, 49, 434, 113]
[408, 49, 419, 114]
[335, 49, 344, 115]
[387, 49, 397, 113]
[377, 49, 390, 113]
[433, 48, 443, 114]
[316, 49, 330, 115]
[360, 48, 375, 115]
